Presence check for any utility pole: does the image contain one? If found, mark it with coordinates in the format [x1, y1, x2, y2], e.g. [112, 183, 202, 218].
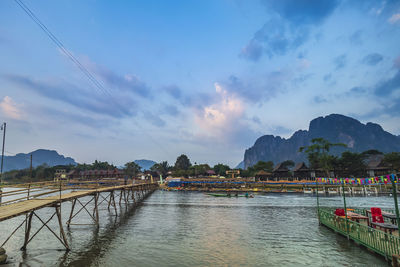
[0, 122, 6, 204]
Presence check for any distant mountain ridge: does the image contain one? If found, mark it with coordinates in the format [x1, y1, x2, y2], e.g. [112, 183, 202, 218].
[244, 114, 400, 169]
[134, 159, 156, 170]
[2, 149, 77, 172]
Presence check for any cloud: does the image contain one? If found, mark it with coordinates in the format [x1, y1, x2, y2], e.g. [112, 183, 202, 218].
[218, 72, 290, 104]
[362, 53, 383, 66]
[143, 111, 166, 127]
[313, 95, 328, 103]
[241, 0, 339, 60]
[240, 40, 263, 61]
[82, 59, 151, 99]
[323, 73, 332, 82]
[3, 74, 136, 118]
[163, 105, 180, 116]
[262, 0, 340, 25]
[164, 85, 182, 99]
[394, 56, 400, 69]
[374, 71, 400, 97]
[195, 83, 245, 138]
[0, 96, 22, 119]
[388, 13, 400, 24]
[334, 54, 347, 70]
[349, 30, 363, 45]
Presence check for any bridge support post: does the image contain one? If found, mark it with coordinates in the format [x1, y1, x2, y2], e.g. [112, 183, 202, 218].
[55, 203, 70, 251]
[21, 211, 33, 250]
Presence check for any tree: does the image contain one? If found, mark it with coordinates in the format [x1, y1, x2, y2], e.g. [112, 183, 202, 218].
[383, 152, 400, 172]
[361, 149, 383, 156]
[124, 161, 141, 178]
[174, 154, 191, 170]
[299, 138, 347, 177]
[246, 161, 274, 177]
[213, 163, 231, 176]
[151, 161, 170, 178]
[190, 164, 211, 176]
[337, 151, 366, 177]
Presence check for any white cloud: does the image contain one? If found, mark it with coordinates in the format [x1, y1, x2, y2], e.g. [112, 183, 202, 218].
[0, 96, 22, 119]
[195, 83, 245, 139]
[388, 13, 400, 24]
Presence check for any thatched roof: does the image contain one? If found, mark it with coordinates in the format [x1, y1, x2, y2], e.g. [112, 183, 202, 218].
[293, 162, 309, 172]
[255, 170, 272, 176]
[273, 162, 290, 172]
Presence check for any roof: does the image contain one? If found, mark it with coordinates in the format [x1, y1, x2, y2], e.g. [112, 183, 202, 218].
[273, 162, 290, 172]
[255, 170, 272, 176]
[293, 162, 309, 172]
[366, 155, 389, 170]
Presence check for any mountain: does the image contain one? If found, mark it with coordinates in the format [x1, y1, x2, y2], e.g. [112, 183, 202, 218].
[244, 114, 400, 169]
[2, 149, 77, 172]
[134, 159, 156, 171]
[235, 161, 244, 169]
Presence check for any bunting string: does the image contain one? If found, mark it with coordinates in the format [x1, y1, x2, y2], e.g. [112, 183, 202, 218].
[316, 174, 399, 185]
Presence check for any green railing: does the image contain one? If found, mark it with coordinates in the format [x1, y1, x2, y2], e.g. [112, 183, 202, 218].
[319, 208, 400, 259]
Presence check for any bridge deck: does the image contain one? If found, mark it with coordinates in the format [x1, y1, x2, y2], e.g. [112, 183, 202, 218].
[0, 184, 143, 222]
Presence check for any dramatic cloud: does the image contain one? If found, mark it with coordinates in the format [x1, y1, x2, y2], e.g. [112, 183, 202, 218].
[388, 13, 400, 24]
[195, 83, 244, 137]
[0, 96, 22, 119]
[3, 74, 136, 118]
[362, 53, 383, 66]
[241, 0, 339, 60]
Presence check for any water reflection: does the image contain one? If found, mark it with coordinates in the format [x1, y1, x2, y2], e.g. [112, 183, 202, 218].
[0, 191, 393, 266]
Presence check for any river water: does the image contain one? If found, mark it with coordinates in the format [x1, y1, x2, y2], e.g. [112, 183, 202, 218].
[0, 190, 394, 266]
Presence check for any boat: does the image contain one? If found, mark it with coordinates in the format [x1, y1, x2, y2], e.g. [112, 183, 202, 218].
[304, 188, 313, 194]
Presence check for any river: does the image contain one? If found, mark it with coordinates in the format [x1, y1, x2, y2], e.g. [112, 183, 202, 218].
[0, 190, 394, 266]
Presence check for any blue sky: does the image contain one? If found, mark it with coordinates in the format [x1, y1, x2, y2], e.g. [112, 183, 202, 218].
[1, 0, 400, 167]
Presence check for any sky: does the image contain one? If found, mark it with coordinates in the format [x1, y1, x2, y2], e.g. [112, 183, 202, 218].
[1, 0, 400, 168]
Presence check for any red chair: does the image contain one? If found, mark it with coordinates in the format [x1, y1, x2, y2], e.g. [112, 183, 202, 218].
[371, 207, 384, 224]
[335, 208, 345, 217]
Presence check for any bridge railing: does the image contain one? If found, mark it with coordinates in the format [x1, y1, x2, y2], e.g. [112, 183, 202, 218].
[0, 179, 149, 206]
[318, 207, 400, 259]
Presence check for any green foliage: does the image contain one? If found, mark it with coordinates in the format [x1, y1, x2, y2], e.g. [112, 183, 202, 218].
[383, 152, 400, 171]
[361, 149, 383, 156]
[76, 160, 115, 171]
[151, 161, 170, 177]
[124, 161, 142, 177]
[190, 164, 211, 176]
[213, 163, 231, 176]
[174, 154, 191, 170]
[246, 160, 274, 176]
[335, 151, 366, 177]
[299, 138, 347, 176]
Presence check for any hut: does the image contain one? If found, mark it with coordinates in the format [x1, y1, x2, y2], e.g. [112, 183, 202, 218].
[255, 170, 272, 181]
[293, 162, 311, 180]
[366, 155, 390, 177]
[272, 163, 291, 180]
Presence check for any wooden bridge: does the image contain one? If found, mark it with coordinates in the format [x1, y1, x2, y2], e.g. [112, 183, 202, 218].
[0, 180, 158, 251]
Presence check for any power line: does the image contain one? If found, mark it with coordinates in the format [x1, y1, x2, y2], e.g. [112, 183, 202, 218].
[13, 0, 173, 160]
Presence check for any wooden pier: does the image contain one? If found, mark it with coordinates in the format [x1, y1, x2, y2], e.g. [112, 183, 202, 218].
[0, 181, 158, 251]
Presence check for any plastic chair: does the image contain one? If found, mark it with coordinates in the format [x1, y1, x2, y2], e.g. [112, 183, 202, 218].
[335, 209, 345, 217]
[371, 207, 384, 224]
